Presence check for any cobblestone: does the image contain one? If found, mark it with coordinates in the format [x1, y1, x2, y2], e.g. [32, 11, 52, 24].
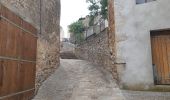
[33, 59, 170, 100]
[33, 59, 124, 100]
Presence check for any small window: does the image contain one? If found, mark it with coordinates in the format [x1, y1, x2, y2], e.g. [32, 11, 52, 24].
[136, 0, 156, 4]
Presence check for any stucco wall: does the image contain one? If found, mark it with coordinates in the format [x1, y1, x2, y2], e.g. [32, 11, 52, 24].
[114, 0, 170, 89]
[0, 0, 60, 91]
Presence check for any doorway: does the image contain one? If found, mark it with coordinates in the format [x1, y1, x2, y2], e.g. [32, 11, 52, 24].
[151, 29, 170, 85]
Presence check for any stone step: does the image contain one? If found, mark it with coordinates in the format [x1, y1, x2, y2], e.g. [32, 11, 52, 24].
[60, 52, 78, 59]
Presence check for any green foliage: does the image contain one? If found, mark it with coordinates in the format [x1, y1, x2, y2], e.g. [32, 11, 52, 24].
[69, 21, 84, 34]
[86, 0, 100, 16]
[86, 0, 108, 26]
[86, 0, 100, 26]
[100, 0, 108, 19]
[68, 21, 85, 44]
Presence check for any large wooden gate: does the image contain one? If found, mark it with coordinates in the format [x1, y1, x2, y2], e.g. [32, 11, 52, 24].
[0, 4, 37, 100]
[151, 30, 170, 85]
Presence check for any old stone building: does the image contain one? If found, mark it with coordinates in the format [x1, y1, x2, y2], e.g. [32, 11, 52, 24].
[0, 0, 60, 91]
[109, 0, 170, 90]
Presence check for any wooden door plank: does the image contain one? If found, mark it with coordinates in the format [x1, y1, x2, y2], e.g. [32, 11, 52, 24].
[0, 19, 8, 57]
[167, 36, 170, 78]
[151, 36, 160, 83]
[161, 37, 169, 81]
[0, 60, 19, 97]
[159, 36, 167, 84]
[155, 36, 163, 82]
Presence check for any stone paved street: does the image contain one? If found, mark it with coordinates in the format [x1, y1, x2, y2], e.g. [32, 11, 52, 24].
[33, 59, 170, 100]
[33, 59, 124, 100]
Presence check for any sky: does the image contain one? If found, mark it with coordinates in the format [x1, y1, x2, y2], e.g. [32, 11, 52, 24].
[61, 0, 89, 38]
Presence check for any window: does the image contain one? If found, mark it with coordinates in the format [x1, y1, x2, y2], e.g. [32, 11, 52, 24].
[136, 0, 156, 4]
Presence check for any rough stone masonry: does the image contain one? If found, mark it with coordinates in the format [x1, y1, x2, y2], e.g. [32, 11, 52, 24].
[0, 0, 60, 91]
[75, 29, 118, 81]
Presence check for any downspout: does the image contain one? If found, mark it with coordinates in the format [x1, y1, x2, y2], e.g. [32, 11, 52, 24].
[40, 0, 42, 34]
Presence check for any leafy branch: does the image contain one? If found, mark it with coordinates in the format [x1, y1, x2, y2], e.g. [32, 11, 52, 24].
[86, 0, 108, 26]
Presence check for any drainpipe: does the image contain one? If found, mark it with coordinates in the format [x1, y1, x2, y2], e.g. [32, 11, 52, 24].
[40, 0, 42, 34]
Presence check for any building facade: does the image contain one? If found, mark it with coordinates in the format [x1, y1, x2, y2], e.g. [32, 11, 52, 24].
[109, 0, 170, 90]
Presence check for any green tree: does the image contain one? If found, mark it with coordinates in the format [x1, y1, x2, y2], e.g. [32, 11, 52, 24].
[86, 0, 108, 26]
[86, 0, 100, 26]
[68, 21, 85, 44]
[100, 0, 108, 19]
[86, 0, 100, 16]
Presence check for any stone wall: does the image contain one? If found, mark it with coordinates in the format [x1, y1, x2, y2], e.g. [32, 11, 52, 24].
[75, 29, 118, 80]
[0, 0, 60, 91]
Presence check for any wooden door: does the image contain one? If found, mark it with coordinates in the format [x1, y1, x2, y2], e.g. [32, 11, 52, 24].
[151, 30, 170, 85]
[0, 4, 37, 99]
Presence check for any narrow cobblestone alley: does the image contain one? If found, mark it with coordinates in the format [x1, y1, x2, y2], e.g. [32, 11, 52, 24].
[33, 59, 170, 100]
[33, 59, 124, 100]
